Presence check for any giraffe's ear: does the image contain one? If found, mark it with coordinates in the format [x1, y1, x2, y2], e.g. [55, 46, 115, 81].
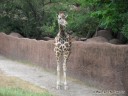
[56, 14, 58, 18]
[65, 14, 68, 18]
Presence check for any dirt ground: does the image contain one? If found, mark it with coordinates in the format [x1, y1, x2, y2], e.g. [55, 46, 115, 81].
[0, 55, 124, 96]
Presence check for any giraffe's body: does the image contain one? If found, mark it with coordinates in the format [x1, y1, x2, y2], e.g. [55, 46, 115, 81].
[54, 31, 71, 54]
[54, 12, 71, 90]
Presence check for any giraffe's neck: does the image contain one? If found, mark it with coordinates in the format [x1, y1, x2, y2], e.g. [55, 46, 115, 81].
[58, 24, 66, 37]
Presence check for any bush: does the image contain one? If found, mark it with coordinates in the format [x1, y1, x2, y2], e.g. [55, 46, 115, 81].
[122, 24, 128, 39]
[68, 12, 99, 37]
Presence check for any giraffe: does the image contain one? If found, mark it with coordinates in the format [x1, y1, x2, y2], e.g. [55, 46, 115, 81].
[54, 12, 71, 90]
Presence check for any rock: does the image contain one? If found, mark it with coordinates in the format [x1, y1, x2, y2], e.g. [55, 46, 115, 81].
[70, 34, 80, 41]
[86, 36, 108, 43]
[94, 30, 113, 40]
[43, 37, 54, 41]
[117, 32, 127, 44]
[69, 4, 80, 11]
[79, 38, 87, 41]
[109, 39, 122, 44]
[9, 32, 23, 38]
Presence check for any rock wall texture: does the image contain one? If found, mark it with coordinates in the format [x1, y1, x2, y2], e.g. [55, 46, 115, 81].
[0, 32, 127, 94]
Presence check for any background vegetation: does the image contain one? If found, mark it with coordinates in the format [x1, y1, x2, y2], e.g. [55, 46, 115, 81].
[0, 0, 128, 40]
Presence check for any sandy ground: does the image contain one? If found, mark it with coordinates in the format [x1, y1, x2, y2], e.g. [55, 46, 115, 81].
[0, 55, 120, 96]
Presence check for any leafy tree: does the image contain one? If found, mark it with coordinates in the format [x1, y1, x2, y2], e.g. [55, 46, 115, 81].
[0, 0, 128, 40]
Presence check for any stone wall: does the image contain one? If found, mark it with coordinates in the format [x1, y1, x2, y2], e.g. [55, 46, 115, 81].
[0, 32, 127, 94]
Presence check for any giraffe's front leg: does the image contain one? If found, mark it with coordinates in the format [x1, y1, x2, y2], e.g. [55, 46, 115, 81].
[56, 60, 61, 89]
[56, 51, 61, 90]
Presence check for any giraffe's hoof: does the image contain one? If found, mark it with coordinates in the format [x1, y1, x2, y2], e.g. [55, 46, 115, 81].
[56, 85, 61, 90]
[64, 85, 68, 90]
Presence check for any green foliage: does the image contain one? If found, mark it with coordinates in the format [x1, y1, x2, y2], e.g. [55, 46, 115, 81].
[0, 0, 48, 39]
[90, 0, 128, 37]
[122, 24, 128, 38]
[0, 0, 128, 39]
[0, 0, 97, 39]
[91, 3, 120, 32]
[68, 12, 99, 37]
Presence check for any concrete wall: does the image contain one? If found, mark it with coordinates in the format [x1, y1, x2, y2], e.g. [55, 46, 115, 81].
[0, 32, 128, 94]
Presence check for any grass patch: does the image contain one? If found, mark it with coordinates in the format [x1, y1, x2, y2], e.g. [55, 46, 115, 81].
[0, 71, 53, 96]
[0, 88, 51, 96]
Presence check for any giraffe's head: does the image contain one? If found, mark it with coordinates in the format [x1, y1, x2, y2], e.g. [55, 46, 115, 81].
[57, 12, 68, 27]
